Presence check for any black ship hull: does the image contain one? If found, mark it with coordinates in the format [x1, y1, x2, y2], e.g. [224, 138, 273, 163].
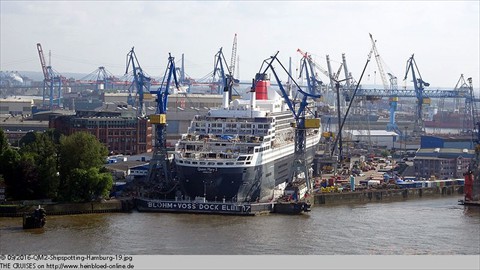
[175, 145, 317, 203]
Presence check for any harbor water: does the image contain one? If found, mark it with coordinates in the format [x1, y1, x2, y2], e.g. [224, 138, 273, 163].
[1, 195, 479, 255]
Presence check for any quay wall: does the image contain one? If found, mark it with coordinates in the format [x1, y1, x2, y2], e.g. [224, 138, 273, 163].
[314, 186, 463, 205]
[0, 186, 464, 216]
[0, 199, 133, 217]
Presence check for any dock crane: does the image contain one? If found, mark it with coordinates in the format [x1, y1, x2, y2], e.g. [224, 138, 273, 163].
[404, 54, 429, 137]
[296, 49, 330, 79]
[369, 33, 389, 91]
[146, 53, 180, 194]
[297, 48, 333, 95]
[330, 49, 374, 164]
[369, 33, 401, 134]
[297, 50, 323, 96]
[213, 47, 235, 106]
[257, 51, 321, 192]
[125, 47, 151, 117]
[80, 66, 117, 94]
[229, 34, 238, 81]
[457, 75, 478, 134]
[36, 43, 63, 110]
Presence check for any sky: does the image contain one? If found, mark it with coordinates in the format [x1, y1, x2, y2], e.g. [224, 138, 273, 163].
[1, 0, 479, 89]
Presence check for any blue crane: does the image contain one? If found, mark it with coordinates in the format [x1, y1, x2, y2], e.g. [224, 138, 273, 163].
[350, 59, 468, 136]
[404, 54, 429, 136]
[125, 47, 151, 117]
[36, 43, 63, 110]
[354, 88, 466, 98]
[257, 51, 321, 191]
[456, 74, 478, 134]
[213, 47, 236, 107]
[146, 53, 180, 191]
[297, 50, 323, 97]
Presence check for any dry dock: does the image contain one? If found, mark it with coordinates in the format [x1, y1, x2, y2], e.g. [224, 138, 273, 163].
[135, 197, 273, 216]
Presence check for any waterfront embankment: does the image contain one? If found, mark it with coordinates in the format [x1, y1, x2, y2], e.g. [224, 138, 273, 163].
[315, 185, 463, 205]
[0, 186, 464, 216]
[0, 198, 133, 217]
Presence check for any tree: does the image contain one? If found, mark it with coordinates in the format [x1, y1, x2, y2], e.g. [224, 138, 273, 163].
[63, 167, 113, 202]
[0, 128, 8, 155]
[1, 148, 23, 200]
[20, 131, 60, 199]
[1, 130, 60, 200]
[0, 128, 10, 176]
[58, 132, 111, 202]
[18, 131, 36, 148]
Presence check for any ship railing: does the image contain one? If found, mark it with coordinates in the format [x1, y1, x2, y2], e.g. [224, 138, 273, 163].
[182, 147, 256, 159]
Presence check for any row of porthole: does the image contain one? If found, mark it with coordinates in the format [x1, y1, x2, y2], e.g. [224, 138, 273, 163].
[177, 160, 252, 166]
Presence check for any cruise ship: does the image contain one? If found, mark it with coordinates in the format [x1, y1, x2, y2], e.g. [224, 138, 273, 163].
[172, 74, 322, 203]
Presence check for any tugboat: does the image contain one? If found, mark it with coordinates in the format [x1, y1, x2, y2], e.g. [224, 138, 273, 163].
[273, 180, 313, 214]
[23, 205, 46, 229]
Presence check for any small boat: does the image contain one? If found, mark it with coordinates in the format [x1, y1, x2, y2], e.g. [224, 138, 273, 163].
[273, 200, 311, 214]
[273, 180, 313, 214]
[23, 205, 46, 229]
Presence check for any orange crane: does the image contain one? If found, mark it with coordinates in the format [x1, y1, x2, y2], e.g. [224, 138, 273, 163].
[36, 43, 49, 82]
[36, 43, 62, 110]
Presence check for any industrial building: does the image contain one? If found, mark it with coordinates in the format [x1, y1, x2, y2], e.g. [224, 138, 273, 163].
[414, 148, 475, 180]
[0, 114, 49, 145]
[50, 110, 152, 155]
[412, 135, 477, 180]
[96, 93, 224, 146]
[346, 130, 399, 149]
[0, 98, 34, 115]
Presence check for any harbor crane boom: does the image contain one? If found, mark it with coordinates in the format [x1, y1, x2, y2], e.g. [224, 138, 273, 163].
[213, 47, 235, 108]
[36, 43, 63, 110]
[369, 33, 389, 90]
[125, 47, 151, 117]
[229, 34, 237, 80]
[330, 49, 373, 162]
[297, 50, 323, 96]
[147, 53, 180, 192]
[404, 54, 429, 137]
[369, 34, 400, 133]
[36, 43, 49, 82]
[257, 51, 321, 192]
[297, 49, 330, 79]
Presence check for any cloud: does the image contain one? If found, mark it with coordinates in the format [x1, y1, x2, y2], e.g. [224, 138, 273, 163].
[1, 1, 478, 87]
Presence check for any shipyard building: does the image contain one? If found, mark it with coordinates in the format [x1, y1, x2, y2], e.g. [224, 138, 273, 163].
[50, 111, 152, 155]
[413, 135, 476, 180]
